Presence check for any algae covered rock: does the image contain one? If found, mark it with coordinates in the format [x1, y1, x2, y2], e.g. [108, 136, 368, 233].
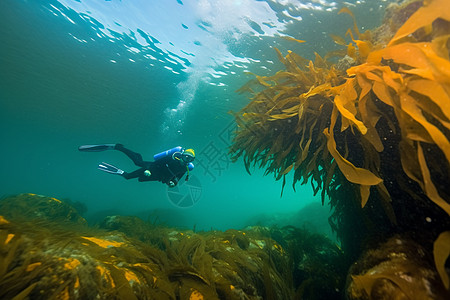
[0, 193, 87, 225]
[0, 215, 169, 299]
[0, 193, 350, 299]
[346, 235, 450, 300]
[0, 195, 293, 299]
[0, 215, 292, 299]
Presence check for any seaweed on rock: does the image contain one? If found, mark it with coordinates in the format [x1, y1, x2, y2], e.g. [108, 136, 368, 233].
[347, 235, 449, 299]
[0, 193, 350, 299]
[0, 193, 87, 225]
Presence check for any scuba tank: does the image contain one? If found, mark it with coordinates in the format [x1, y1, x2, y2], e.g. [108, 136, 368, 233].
[154, 146, 195, 181]
[153, 146, 182, 161]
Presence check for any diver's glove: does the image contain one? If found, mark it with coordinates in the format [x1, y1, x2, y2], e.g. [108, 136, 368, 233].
[144, 170, 151, 176]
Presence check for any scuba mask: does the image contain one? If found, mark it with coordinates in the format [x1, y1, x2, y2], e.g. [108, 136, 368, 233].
[182, 148, 195, 163]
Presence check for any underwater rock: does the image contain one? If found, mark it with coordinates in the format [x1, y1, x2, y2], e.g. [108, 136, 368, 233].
[371, 0, 423, 46]
[346, 235, 450, 300]
[335, 55, 356, 71]
[0, 214, 159, 299]
[272, 226, 347, 299]
[100, 215, 150, 233]
[60, 197, 88, 216]
[0, 193, 87, 225]
[244, 202, 336, 241]
[98, 214, 181, 248]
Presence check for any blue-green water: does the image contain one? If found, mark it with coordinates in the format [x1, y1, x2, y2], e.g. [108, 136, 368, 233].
[0, 0, 386, 233]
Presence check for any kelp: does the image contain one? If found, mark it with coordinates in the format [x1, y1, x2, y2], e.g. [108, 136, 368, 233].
[231, 2, 450, 212]
[0, 193, 350, 299]
[231, 0, 450, 213]
[230, 0, 450, 288]
[232, 49, 339, 201]
[0, 229, 41, 300]
[0, 194, 307, 299]
[388, 0, 450, 46]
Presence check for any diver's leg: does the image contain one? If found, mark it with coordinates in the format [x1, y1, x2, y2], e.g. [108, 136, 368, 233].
[98, 164, 145, 180]
[79, 144, 146, 167]
[122, 167, 154, 180]
[114, 144, 146, 167]
[122, 169, 142, 180]
[79, 144, 116, 152]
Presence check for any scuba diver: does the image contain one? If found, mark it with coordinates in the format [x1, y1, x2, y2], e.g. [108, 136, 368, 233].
[78, 144, 195, 187]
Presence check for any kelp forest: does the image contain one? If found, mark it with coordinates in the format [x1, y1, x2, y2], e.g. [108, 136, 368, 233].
[231, 0, 450, 298]
[1, 0, 450, 299]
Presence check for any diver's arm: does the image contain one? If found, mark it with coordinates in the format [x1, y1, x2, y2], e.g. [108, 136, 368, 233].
[167, 177, 178, 187]
[167, 169, 188, 187]
[164, 163, 180, 187]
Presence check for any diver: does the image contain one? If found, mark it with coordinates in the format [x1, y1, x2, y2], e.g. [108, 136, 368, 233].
[78, 144, 195, 187]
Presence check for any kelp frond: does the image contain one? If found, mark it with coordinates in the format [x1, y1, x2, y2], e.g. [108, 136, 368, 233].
[230, 0, 450, 212]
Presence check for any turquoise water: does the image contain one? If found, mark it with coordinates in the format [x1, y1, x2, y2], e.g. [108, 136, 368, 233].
[0, 0, 386, 232]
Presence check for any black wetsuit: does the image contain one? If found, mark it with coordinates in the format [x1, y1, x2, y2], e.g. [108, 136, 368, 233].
[115, 144, 188, 186]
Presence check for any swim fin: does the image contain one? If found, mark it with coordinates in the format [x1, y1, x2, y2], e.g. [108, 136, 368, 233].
[98, 162, 124, 175]
[78, 144, 116, 152]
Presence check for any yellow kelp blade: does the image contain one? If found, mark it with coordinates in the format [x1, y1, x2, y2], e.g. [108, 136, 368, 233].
[433, 231, 450, 289]
[302, 83, 332, 99]
[381, 43, 432, 72]
[329, 33, 346, 45]
[323, 128, 382, 203]
[338, 7, 361, 39]
[432, 34, 450, 60]
[407, 79, 450, 125]
[334, 95, 367, 134]
[281, 35, 306, 44]
[400, 93, 450, 163]
[281, 164, 294, 176]
[417, 143, 450, 216]
[334, 79, 368, 134]
[356, 73, 372, 101]
[372, 81, 394, 106]
[274, 47, 286, 65]
[353, 40, 372, 58]
[389, 0, 450, 46]
[418, 42, 450, 83]
[384, 42, 450, 84]
[360, 185, 371, 208]
[347, 43, 357, 59]
[269, 113, 297, 120]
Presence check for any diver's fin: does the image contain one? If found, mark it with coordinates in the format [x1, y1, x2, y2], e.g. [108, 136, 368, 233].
[97, 162, 124, 175]
[78, 144, 116, 152]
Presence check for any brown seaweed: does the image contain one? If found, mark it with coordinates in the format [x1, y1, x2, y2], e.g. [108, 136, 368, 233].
[230, 0, 450, 290]
[433, 231, 450, 289]
[229, 2, 450, 215]
[0, 193, 311, 299]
